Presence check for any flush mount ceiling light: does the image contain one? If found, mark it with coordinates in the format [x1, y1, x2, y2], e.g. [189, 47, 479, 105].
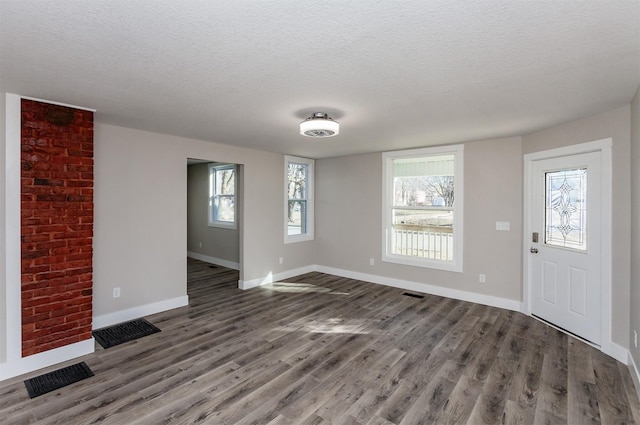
[299, 112, 340, 138]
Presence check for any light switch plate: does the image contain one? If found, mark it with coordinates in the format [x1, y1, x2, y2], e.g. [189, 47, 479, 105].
[496, 221, 510, 231]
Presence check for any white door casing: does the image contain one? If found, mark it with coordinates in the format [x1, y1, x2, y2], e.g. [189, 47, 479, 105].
[523, 139, 612, 354]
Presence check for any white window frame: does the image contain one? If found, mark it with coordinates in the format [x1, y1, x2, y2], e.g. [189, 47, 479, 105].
[285, 155, 315, 243]
[209, 163, 237, 229]
[382, 144, 464, 272]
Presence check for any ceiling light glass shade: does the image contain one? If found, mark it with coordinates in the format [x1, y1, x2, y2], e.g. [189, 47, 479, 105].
[300, 112, 339, 137]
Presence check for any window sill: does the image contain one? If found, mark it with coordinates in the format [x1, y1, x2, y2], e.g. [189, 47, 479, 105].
[285, 234, 314, 244]
[208, 222, 237, 230]
[381, 254, 462, 273]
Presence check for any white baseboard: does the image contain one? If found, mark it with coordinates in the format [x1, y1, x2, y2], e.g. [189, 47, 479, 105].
[93, 295, 189, 329]
[315, 265, 523, 312]
[240, 264, 521, 312]
[239, 265, 316, 290]
[0, 338, 95, 382]
[602, 341, 630, 365]
[187, 251, 240, 270]
[0, 295, 189, 382]
[628, 352, 640, 401]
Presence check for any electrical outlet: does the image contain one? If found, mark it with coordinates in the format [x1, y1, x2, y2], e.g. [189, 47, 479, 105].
[370, 258, 375, 266]
[479, 274, 486, 283]
[199, 242, 202, 248]
[279, 257, 283, 265]
[635, 330, 638, 348]
[113, 287, 121, 298]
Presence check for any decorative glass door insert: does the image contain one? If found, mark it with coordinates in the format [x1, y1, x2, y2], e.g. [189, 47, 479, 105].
[545, 168, 587, 250]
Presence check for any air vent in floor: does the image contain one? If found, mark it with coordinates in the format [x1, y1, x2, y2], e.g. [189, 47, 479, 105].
[402, 292, 425, 299]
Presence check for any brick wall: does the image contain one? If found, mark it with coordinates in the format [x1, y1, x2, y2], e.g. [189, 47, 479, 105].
[20, 99, 94, 357]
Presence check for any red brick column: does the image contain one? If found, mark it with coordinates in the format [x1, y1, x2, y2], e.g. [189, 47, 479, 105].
[20, 99, 94, 357]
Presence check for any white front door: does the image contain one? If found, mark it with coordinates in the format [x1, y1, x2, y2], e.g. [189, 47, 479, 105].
[530, 151, 601, 345]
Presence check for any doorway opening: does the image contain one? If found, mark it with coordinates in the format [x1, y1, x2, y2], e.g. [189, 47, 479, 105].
[187, 158, 242, 276]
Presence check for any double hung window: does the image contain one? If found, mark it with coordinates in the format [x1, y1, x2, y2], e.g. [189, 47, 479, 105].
[382, 145, 463, 271]
[209, 164, 236, 229]
[285, 155, 314, 242]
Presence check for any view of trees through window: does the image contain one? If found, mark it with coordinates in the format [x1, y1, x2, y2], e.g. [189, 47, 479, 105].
[394, 175, 454, 207]
[388, 152, 458, 263]
[209, 164, 235, 226]
[392, 160, 455, 230]
[287, 162, 307, 235]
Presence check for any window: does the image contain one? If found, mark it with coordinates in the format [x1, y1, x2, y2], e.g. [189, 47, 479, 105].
[209, 164, 236, 229]
[545, 168, 587, 250]
[382, 145, 464, 272]
[285, 155, 314, 243]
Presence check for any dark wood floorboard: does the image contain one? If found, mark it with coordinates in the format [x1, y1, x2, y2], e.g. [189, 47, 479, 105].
[1, 258, 639, 424]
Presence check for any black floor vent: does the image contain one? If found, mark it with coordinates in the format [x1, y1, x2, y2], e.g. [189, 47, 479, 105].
[24, 362, 94, 398]
[93, 318, 161, 349]
[402, 292, 425, 299]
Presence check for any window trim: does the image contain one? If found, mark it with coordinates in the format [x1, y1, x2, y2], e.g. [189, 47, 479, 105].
[382, 144, 464, 272]
[208, 163, 237, 230]
[284, 155, 315, 243]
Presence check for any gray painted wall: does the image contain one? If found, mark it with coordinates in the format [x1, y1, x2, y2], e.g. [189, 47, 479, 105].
[0, 94, 5, 363]
[315, 136, 523, 301]
[522, 105, 632, 347]
[630, 87, 640, 369]
[91, 123, 316, 318]
[93, 124, 189, 316]
[187, 162, 240, 266]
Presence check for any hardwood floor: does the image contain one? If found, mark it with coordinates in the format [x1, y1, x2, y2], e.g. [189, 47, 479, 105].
[2, 258, 640, 424]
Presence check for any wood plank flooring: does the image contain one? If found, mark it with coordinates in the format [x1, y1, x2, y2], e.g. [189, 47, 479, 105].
[1, 258, 639, 424]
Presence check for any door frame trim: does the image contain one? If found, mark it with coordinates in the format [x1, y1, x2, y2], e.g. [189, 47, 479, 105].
[523, 139, 613, 353]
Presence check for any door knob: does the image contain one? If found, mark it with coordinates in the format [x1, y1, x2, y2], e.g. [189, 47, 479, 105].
[530, 247, 539, 254]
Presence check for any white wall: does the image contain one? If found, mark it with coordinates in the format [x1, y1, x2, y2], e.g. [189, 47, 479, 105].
[187, 162, 240, 267]
[315, 136, 523, 304]
[522, 105, 632, 347]
[630, 86, 640, 371]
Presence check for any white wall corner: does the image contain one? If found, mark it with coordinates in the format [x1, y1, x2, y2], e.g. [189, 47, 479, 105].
[0, 338, 94, 382]
[5, 93, 22, 364]
[93, 295, 189, 329]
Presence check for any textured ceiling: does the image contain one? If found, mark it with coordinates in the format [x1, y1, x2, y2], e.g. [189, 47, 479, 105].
[1, 1, 639, 158]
